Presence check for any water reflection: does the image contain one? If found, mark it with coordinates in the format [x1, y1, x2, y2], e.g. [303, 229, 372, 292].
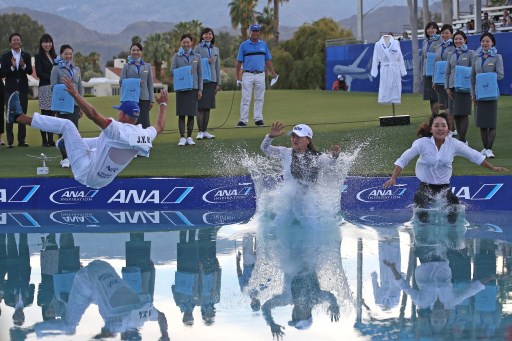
[29, 232, 170, 341]
[172, 227, 221, 327]
[1, 234, 34, 328]
[0, 211, 511, 340]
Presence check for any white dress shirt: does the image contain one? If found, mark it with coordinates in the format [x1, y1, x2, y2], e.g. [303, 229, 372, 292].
[11, 49, 21, 69]
[394, 136, 485, 184]
[394, 261, 484, 309]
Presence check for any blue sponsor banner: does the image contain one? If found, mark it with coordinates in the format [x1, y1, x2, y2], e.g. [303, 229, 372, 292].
[340, 176, 511, 212]
[326, 32, 512, 95]
[0, 175, 510, 232]
[0, 176, 256, 210]
[0, 175, 509, 211]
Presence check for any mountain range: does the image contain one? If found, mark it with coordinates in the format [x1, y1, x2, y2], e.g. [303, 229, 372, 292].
[0, 0, 407, 33]
[0, 1, 472, 68]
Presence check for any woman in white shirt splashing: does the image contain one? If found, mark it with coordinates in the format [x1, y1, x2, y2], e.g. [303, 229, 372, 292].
[383, 113, 507, 223]
[261, 122, 340, 185]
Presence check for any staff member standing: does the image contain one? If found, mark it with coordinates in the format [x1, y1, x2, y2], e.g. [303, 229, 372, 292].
[51, 44, 83, 168]
[236, 24, 277, 128]
[0, 33, 32, 148]
[194, 27, 221, 140]
[119, 42, 154, 128]
[470, 32, 504, 159]
[170, 33, 202, 146]
[35, 33, 58, 147]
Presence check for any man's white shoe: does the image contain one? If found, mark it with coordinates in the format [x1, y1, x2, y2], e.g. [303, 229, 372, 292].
[203, 131, 215, 139]
[186, 137, 195, 145]
[178, 137, 186, 146]
[486, 149, 495, 158]
[452, 129, 458, 136]
[196, 132, 204, 140]
[481, 149, 487, 156]
[60, 158, 70, 168]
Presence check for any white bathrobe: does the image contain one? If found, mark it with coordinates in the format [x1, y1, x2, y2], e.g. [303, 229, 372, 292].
[371, 36, 407, 104]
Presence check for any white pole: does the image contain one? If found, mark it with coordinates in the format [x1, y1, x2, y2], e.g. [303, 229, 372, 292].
[357, 0, 364, 42]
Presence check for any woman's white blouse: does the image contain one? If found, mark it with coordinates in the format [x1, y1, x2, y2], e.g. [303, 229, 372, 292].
[394, 136, 485, 184]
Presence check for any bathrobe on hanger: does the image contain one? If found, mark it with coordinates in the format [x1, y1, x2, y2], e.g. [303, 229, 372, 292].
[371, 36, 407, 104]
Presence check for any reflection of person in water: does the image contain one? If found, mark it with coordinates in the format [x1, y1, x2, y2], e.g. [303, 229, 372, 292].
[384, 222, 495, 335]
[261, 122, 340, 186]
[472, 239, 501, 339]
[172, 227, 221, 326]
[1, 234, 35, 326]
[371, 228, 401, 310]
[123, 232, 155, 298]
[38, 233, 80, 321]
[236, 233, 263, 311]
[262, 267, 340, 338]
[34, 260, 169, 340]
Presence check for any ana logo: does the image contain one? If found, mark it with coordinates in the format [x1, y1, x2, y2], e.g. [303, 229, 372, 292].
[106, 166, 119, 173]
[452, 183, 503, 200]
[203, 211, 251, 225]
[50, 186, 99, 204]
[202, 184, 254, 204]
[50, 210, 100, 226]
[356, 185, 408, 203]
[108, 187, 193, 204]
[0, 185, 40, 203]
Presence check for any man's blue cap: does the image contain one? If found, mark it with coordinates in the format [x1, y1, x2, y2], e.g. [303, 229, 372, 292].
[250, 24, 260, 31]
[113, 101, 140, 118]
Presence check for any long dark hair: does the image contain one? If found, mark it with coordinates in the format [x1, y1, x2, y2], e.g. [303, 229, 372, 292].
[38, 33, 57, 59]
[291, 139, 322, 183]
[417, 113, 451, 138]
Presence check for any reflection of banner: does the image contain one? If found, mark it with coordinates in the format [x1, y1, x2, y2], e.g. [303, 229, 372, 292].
[0, 209, 255, 233]
[326, 32, 512, 95]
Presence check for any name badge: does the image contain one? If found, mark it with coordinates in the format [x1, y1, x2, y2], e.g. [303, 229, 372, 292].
[129, 133, 151, 147]
[131, 307, 153, 323]
[489, 63, 494, 66]
[462, 57, 467, 60]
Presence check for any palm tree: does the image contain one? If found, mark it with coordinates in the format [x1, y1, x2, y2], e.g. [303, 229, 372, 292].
[172, 20, 204, 42]
[87, 52, 101, 73]
[144, 33, 172, 80]
[256, 6, 274, 40]
[229, 0, 257, 40]
[131, 35, 142, 45]
[269, 0, 289, 44]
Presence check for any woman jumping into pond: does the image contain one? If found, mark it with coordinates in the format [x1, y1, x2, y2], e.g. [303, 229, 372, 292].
[260, 122, 340, 185]
[383, 112, 508, 223]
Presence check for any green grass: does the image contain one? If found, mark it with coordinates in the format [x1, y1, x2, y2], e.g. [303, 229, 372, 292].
[2, 90, 511, 178]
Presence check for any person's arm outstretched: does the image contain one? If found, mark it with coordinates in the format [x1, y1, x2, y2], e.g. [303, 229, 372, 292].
[383, 165, 403, 188]
[479, 160, 508, 172]
[62, 76, 109, 129]
[153, 89, 168, 134]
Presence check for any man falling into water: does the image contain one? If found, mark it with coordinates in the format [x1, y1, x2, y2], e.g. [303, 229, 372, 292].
[6, 77, 168, 189]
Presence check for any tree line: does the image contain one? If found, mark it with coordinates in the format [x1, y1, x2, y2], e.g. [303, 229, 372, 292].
[0, 10, 353, 90]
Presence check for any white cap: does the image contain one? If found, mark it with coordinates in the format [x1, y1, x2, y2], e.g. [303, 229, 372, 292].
[288, 124, 313, 138]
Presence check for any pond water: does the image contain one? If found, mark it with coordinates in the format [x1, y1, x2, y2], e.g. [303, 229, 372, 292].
[1, 151, 510, 340]
[1, 206, 511, 341]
